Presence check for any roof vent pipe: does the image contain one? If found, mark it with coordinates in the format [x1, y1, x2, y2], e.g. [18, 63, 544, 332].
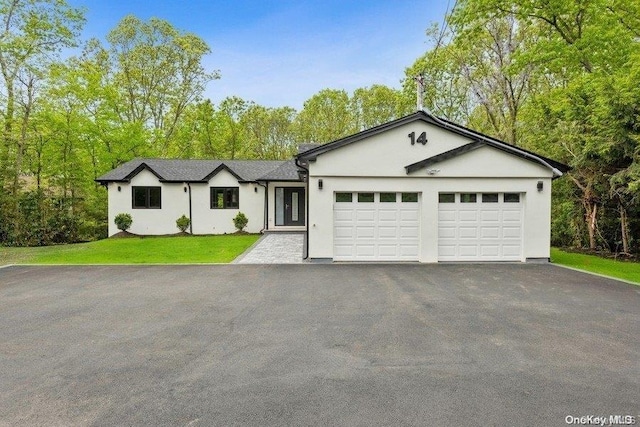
[415, 75, 425, 111]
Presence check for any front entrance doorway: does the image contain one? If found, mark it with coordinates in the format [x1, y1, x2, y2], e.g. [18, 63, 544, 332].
[275, 187, 305, 226]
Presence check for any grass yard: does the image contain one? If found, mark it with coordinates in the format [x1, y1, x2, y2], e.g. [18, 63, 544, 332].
[0, 234, 260, 265]
[551, 248, 640, 285]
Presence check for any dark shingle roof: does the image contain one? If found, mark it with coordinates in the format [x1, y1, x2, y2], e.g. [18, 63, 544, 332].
[298, 143, 321, 154]
[257, 160, 301, 181]
[96, 158, 301, 183]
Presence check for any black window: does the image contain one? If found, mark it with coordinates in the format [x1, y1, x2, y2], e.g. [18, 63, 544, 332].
[335, 192, 352, 202]
[460, 193, 477, 203]
[380, 193, 396, 202]
[504, 193, 520, 203]
[482, 193, 499, 203]
[132, 186, 161, 209]
[358, 193, 374, 203]
[401, 192, 418, 202]
[211, 187, 239, 209]
[439, 193, 455, 203]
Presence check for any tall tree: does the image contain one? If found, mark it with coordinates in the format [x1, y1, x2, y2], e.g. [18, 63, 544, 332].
[105, 15, 218, 155]
[294, 89, 356, 144]
[0, 0, 84, 194]
[350, 84, 411, 131]
[242, 105, 297, 159]
[218, 96, 251, 159]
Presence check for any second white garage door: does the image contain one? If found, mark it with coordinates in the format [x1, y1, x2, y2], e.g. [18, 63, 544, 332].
[438, 192, 523, 261]
[334, 192, 420, 261]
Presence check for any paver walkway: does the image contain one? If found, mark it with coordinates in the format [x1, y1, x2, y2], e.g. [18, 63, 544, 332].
[234, 232, 304, 263]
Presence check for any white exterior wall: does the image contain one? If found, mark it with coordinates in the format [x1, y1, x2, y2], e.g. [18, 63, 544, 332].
[310, 123, 471, 177]
[306, 120, 555, 262]
[106, 168, 266, 236]
[190, 169, 265, 234]
[107, 169, 187, 236]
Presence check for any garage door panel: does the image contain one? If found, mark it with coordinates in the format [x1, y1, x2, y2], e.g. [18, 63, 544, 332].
[334, 209, 354, 222]
[439, 226, 456, 239]
[400, 210, 419, 221]
[378, 245, 398, 257]
[502, 210, 522, 222]
[502, 245, 521, 257]
[355, 244, 375, 257]
[481, 226, 499, 238]
[334, 244, 353, 257]
[439, 192, 522, 261]
[459, 227, 478, 238]
[400, 226, 419, 238]
[356, 226, 375, 238]
[356, 209, 375, 221]
[459, 245, 478, 256]
[502, 226, 522, 238]
[480, 245, 499, 257]
[334, 226, 353, 238]
[378, 226, 398, 239]
[378, 209, 398, 221]
[459, 211, 478, 222]
[438, 245, 456, 257]
[399, 244, 419, 256]
[334, 192, 420, 261]
[480, 210, 499, 221]
[439, 210, 456, 222]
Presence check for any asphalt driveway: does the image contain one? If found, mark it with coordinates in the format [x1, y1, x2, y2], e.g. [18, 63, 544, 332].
[0, 264, 638, 426]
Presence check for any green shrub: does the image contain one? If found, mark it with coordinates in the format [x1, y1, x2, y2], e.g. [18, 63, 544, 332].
[176, 214, 191, 233]
[233, 212, 248, 232]
[114, 213, 133, 232]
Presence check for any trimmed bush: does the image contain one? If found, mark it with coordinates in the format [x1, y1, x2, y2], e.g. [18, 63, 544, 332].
[114, 213, 133, 232]
[233, 212, 248, 232]
[176, 215, 191, 233]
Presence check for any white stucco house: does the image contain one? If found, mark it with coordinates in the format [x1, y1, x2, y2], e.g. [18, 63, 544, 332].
[97, 110, 569, 263]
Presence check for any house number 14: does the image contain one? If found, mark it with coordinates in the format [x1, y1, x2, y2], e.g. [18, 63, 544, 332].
[408, 131, 427, 145]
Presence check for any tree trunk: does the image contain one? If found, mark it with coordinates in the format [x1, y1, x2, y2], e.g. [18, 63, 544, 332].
[584, 200, 597, 250]
[619, 204, 630, 254]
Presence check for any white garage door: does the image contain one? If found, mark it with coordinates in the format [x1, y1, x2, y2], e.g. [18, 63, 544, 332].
[438, 192, 523, 261]
[334, 192, 420, 261]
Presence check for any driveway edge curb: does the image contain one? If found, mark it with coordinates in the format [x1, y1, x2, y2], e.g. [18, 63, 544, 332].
[551, 263, 640, 287]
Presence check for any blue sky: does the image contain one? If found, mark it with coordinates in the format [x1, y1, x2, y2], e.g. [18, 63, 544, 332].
[68, 1, 451, 110]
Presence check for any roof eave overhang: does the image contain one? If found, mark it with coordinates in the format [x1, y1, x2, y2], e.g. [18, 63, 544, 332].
[257, 178, 303, 183]
[405, 140, 567, 178]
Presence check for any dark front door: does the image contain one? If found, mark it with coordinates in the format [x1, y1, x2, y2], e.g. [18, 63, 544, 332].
[276, 187, 305, 226]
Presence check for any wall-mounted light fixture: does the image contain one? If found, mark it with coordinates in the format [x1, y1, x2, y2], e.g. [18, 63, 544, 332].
[537, 181, 543, 192]
[254, 187, 258, 193]
[184, 187, 188, 193]
[318, 179, 323, 190]
[117, 186, 121, 192]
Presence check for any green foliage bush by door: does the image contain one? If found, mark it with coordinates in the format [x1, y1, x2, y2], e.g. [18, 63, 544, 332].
[233, 212, 248, 232]
[176, 215, 191, 233]
[114, 213, 133, 232]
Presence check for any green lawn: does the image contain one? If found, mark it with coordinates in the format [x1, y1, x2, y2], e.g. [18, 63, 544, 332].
[551, 248, 640, 285]
[0, 234, 260, 265]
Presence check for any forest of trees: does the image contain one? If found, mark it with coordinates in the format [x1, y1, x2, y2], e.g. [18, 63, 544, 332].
[0, 0, 638, 255]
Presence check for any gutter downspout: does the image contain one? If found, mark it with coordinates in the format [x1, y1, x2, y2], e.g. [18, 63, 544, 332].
[256, 181, 268, 233]
[295, 158, 309, 260]
[187, 183, 193, 234]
